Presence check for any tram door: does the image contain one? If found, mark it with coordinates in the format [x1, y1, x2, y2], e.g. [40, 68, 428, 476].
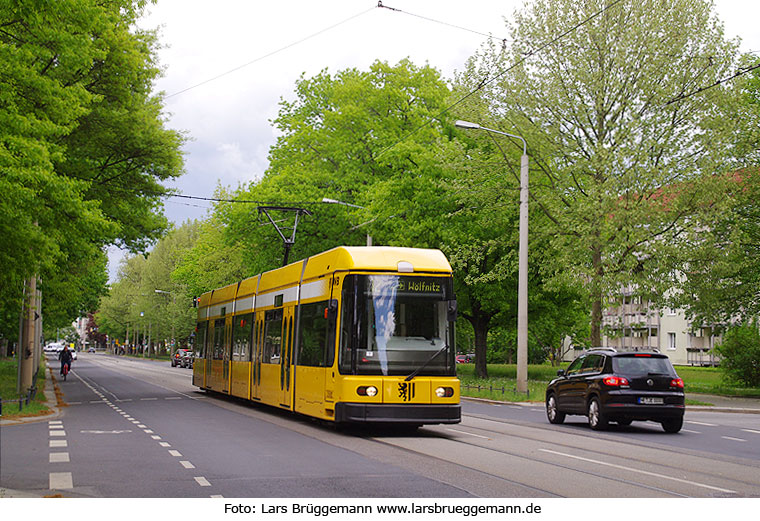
[251, 313, 263, 401]
[280, 307, 295, 408]
[222, 316, 232, 394]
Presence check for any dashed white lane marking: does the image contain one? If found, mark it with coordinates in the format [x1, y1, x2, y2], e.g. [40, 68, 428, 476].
[140, 398, 158, 401]
[165, 397, 182, 400]
[721, 436, 747, 442]
[49, 472, 73, 489]
[682, 429, 701, 434]
[169, 450, 183, 457]
[211, 495, 224, 498]
[180, 461, 195, 469]
[49, 440, 67, 448]
[49, 452, 70, 463]
[49, 424, 64, 430]
[447, 428, 490, 440]
[151, 435, 162, 440]
[49, 430, 66, 437]
[742, 429, 760, 435]
[49, 420, 62, 425]
[539, 448, 736, 494]
[194, 477, 211, 487]
[686, 420, 717, 427]
[160, 442, 171, 447]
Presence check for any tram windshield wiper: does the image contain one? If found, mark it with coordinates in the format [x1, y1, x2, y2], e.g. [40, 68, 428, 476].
[404, 344, 449, 382]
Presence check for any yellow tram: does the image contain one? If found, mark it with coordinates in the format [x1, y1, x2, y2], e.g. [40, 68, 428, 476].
[191, 246, 460, 425]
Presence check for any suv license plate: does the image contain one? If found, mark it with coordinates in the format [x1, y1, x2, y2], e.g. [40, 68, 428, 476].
[638, 397, 664, 405]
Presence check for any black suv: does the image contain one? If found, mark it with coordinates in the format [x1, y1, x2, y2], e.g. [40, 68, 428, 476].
[546, 349, 685, 433]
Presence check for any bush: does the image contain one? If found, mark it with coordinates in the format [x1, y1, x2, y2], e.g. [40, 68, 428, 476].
[715, 321, 760, 387]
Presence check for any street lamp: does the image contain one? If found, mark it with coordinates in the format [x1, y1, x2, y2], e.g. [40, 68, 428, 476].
[455, 120, 529, 394]
[321, 198, 373, 246]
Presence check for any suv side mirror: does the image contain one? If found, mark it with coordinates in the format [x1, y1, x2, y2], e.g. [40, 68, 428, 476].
[556, 369, 566, 377]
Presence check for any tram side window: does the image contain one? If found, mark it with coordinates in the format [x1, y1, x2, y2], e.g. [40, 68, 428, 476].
[263, 309, 283, 364]
[232, 313, 252, 362]
[213, 319, 225, 360]
[298, 301, 330, 367]
[194, 321, 207, 359]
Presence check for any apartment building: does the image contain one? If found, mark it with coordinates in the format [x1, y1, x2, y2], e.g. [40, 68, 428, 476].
[599, 288, 721, 366]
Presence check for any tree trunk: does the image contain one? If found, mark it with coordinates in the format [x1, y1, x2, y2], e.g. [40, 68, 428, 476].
[590, 244, 603, 347]
[465, 300, 493, 379]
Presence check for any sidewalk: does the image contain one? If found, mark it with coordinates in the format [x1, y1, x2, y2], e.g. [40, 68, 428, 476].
[686, 393, 760, 414]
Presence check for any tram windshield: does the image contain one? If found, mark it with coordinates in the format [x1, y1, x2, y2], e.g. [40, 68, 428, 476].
[339, 274, 456, 376]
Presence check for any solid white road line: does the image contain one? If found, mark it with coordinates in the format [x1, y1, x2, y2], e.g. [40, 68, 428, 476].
[539, 448, 736, 494]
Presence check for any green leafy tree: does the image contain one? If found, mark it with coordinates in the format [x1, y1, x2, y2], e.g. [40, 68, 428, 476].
[463, 0, 753, 346]
[669, 65, 760, 324]
[98, 221, 202, 352]
[714, 321, 760, 387]
[216, 59, 586, 378]
[0, 0, 185, 342]
[172, 207, 249, 297]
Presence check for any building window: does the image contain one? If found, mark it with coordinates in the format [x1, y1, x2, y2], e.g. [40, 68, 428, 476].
[668, 332, 677, 350]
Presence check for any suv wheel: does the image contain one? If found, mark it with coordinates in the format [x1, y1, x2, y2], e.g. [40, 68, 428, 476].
[588, 397, 608, 431]
[661, 417, 683, 433]
[546, 394, 565, 424]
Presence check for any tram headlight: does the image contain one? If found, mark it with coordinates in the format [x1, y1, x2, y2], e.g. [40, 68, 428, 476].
[357, 386, 378, 397]
[435, 386, 454, 398]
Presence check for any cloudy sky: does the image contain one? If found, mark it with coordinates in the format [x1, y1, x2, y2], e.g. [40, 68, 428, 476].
[108, 0, 760, 278]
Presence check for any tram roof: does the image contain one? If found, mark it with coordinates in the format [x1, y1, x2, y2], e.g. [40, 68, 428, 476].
[303, 246, 452, 278]
[199, 246, 452, 308]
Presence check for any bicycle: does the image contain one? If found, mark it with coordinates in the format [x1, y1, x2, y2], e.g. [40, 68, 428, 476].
[62, 362, 70, 381]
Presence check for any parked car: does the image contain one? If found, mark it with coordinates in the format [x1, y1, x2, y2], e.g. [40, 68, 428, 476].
[171, 349, 192, 367]
[181, 349, 194, 369]
[456, 355, 467, 364]
[545, 348, 685, 433]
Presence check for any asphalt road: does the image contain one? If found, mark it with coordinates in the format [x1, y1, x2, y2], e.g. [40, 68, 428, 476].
[2, 352, 759, 498]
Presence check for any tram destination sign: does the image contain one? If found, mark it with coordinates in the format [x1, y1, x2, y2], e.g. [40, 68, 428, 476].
[396, 277, 444, 296]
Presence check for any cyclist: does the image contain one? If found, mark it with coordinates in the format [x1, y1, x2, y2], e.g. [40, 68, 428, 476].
[59, 345, 73, 378]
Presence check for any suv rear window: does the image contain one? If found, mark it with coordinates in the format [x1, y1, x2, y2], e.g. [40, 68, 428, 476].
[612, 355, 675, 377]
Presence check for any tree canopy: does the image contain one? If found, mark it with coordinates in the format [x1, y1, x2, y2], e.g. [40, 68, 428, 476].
[0, 0, 185, 340]
[462, 0, 756, 344]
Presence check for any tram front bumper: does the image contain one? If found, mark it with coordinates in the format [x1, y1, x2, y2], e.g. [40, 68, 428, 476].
[335, 402, 461, 424]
